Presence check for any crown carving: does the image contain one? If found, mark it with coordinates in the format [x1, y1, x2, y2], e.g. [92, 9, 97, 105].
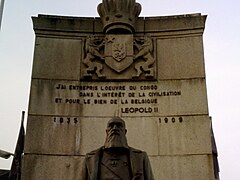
[97, 0, 142, 33]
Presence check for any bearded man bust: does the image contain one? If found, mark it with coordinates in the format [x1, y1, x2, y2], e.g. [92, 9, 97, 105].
[81, 117, 154, 180]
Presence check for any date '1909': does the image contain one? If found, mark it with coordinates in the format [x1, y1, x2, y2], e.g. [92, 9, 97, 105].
[159, 117, 183, 124]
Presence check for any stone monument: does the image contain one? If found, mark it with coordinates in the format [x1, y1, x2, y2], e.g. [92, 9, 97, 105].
[82, 117, 154, 179]
[22, 0, 216, 179]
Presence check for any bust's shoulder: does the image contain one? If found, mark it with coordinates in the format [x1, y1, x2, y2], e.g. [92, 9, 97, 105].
[85, 147, 103, 157]
[129, 147, 146, 154]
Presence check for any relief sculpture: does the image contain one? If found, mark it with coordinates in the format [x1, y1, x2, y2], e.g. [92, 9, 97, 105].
[105, 34, 134, 73]
[82, 35, 155, 80]
[83, 35, 105, 78]
[133, 36, 155, 78]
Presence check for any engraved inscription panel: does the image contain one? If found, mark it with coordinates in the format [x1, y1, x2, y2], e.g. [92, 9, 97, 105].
[28, 79, 208, 117]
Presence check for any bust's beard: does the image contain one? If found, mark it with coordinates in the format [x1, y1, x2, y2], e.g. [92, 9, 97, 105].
[104, 132, 128, 149]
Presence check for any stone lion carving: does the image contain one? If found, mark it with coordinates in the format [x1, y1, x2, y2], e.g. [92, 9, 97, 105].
[83, 35, 105, 78]
[133, 36, 155, 78]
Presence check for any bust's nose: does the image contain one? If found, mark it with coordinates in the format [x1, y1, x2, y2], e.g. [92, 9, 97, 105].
[112, 124, 118, 129]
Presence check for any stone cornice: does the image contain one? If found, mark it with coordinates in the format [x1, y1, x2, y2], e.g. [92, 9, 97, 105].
[32, 13, 207, 35]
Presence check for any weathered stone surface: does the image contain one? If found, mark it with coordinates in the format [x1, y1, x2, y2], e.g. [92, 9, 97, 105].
[158, 115, 212, 155]
[28, 80, 81, 116]
[22, 155, 84, 180]
[24, 117, 158, 156]
[135, 17, 145, 32]
[78, 118, 108, 155]
[125, 117, 159, 155]
[93, 18, 103, 33]
[32, 37, 82, 80]
[32, 15, 95, 33]
[24, 115, 82, 155]
[28, 79, 208, 116]
[157, 35, 205, 79]
[145, 14, 207, 32]
[150, 155, 214, 180]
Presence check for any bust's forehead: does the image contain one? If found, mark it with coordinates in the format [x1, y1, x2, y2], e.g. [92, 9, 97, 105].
[107, 117, 125, 126]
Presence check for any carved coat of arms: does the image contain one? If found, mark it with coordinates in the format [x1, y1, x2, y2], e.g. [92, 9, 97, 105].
[105, 35, 133, 73]
[82, 34, 155, 80]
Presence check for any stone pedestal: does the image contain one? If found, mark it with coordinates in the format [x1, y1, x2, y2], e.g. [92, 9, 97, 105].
[22, 13, 215, 180]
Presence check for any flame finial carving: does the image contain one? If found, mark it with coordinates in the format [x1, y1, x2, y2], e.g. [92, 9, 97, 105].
[97, 0, 142, 33]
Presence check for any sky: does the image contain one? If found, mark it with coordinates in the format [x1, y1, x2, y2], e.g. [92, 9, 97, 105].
[0, 0, 240, 179]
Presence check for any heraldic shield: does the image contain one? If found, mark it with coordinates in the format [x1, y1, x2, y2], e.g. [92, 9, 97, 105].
[105, 34, 134, 73]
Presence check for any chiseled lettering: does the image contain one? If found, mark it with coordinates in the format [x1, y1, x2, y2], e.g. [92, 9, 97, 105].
[101, 92, 125, 97]
[139, 92, 145, 97]
[110, 99, 118, 104]
[65, 98, 81, 104]
[121, 107, 153, 113]
[100, 86, 126, 91]
[148, 91, 181, 97]
[69, 85, 98, 91]
[131, 99, 157, 104]
[121, 99, 128, 104]
[140, 85, 157, 90]
[129, 86, 137, 90]
[55, 98, 62, 103]
[56, 84, 66, 90]
[79, 92, 94, 97]
[94, 99, 107, 104]
[84, 99, 91, 104]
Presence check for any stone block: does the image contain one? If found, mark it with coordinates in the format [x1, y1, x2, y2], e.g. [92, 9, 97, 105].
[158, 115, 212, 155]
[150, 155, 214, 180]
[125, 117, 159, 155]
[78, 117, 108, 155]
[157, 35, 205, 79]
[32, 37, 82, 80]
[22, 154, 84, 180]
[24, 115, 82, 155]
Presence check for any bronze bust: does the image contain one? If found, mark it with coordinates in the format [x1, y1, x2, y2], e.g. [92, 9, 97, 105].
[81, 117, 154, 180]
